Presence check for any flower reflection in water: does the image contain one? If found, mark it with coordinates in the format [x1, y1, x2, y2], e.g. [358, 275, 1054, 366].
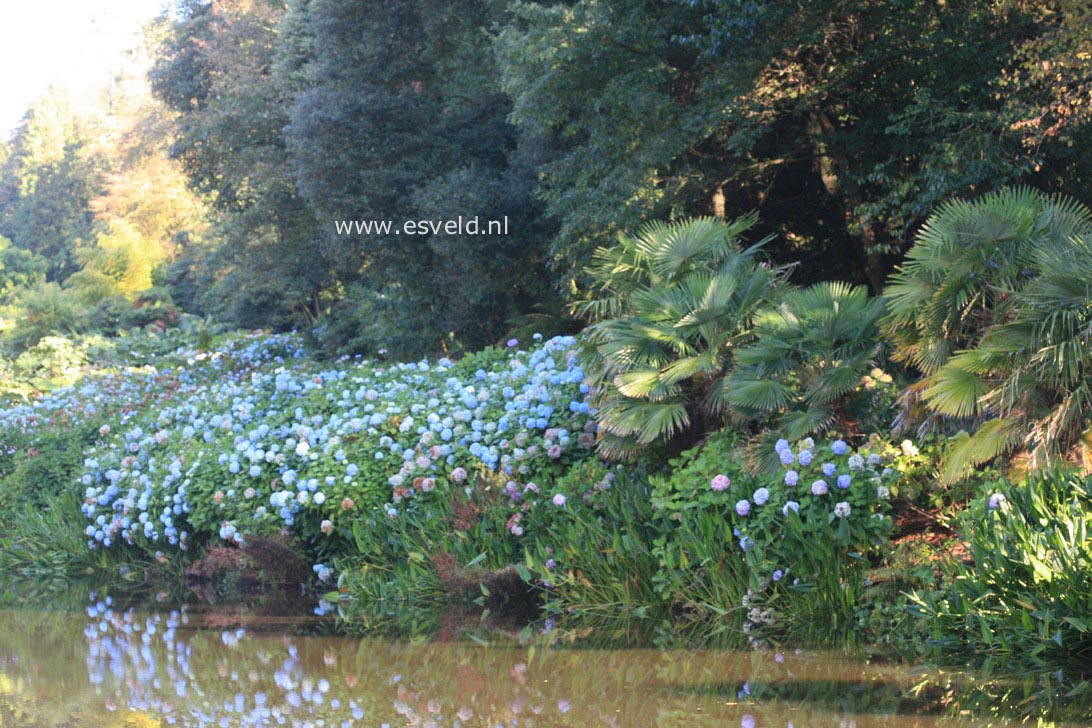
[0, 594, 1085, 726]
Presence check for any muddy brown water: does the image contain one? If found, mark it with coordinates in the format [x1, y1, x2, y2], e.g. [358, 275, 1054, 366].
[0, 598, 1084, 727]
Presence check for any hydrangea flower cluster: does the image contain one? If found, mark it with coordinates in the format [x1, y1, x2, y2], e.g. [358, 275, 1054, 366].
[704, 436, 899, 592]
[67, 334, 596, 554]
[767, 437, 894, 516]
[0, 333, 297, 437]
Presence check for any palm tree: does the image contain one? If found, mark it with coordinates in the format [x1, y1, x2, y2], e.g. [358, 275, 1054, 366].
[575, 215, 788, 459]
[929, 231, 1092, 480]
[725, 281, 885, 441]
[882, 186, 1092, 481]
[883, 186, 1092, 378]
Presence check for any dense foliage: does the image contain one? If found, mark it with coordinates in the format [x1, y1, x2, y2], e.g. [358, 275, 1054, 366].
[911, 471, 1092, 666]
[498, 0, 1092, 291]
[0, 79, 204, 350]
[884, 188, 1092, 480]
[5, 1, 1092, 359]
[2, 0, 1092, 694]
[5, 335, 588, 557]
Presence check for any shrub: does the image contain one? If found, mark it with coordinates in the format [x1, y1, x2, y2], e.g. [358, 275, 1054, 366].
[882, 187, 1092, 481]
[649, 431, 898, 646]
[864, 431, 1013, 512]
[0, 357, 35, 403]
[8, 282, 87, 348]
[575, 215, 789, 459]
[725, 281, 885, 442]
[311, 282, 444, 360]
[733, 436, 897, 646]
[12, 335, 87, 390]
[909, 469, 1092, 667]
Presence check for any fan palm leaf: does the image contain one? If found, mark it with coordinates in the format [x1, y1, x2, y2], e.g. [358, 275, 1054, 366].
[574, 214, 786, 458]
[723, 281, 882, 438]
[903, 189, 1092, 480]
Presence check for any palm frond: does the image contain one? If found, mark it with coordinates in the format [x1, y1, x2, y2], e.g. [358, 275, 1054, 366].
[724, 377, 794, 412]
[922, 361, 989, 418]
[613, 368, 673, 400]
[780, 406, 835, 440]
[940, 419, 1024, 485]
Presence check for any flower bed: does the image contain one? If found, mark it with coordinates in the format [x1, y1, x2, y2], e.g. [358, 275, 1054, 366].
[73, 334, 596, 560]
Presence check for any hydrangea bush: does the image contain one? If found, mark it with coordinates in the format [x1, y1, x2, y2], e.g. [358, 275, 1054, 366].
[57, 334, 597, 564]
[743, 437, 896, 560]
[644, 432, 900, 645]
[732, 438, 898, 643]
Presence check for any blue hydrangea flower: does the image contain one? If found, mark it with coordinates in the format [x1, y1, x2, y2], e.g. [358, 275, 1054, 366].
[832, 439, 848, 455]
[784, 470, 799, 486]
[836, 474, 851, 489]
[821, 462, 837, 477]
[779, 449, 795, 465]
[798, 450, 813, 466]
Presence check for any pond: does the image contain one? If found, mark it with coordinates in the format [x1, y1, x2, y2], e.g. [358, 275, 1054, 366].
[0, 594, 1084, 727]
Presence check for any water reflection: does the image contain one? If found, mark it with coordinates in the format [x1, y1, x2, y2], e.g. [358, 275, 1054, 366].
[0, 596, 1082, 727]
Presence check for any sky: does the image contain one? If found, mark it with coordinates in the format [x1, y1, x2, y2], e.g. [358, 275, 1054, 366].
[0, 0, 167, 136]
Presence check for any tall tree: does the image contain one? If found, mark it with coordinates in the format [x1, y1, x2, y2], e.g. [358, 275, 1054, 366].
[283, 0, 558, 355]
[496, 0, 1091, 291]
[75, 56, 212, 299]
[0, 88, 101, 281]
[150, 0, 333, 329]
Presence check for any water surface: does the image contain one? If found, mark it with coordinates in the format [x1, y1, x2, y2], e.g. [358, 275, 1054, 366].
[0, 598, 1081, 727]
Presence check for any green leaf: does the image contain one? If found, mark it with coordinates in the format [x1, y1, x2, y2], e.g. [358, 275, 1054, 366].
[923, 364, 988, 418]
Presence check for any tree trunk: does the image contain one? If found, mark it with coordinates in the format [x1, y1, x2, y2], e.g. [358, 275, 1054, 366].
[712, 185, 726, 218]
[1081, 428, 1092, 476]
[806, 110, 887, 292]
[806, 112, 840, 195]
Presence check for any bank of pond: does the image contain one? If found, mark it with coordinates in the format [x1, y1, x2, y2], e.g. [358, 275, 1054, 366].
[0, 331, 1088, 725]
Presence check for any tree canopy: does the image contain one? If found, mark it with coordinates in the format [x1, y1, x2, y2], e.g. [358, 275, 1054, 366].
[0, 0, 1089, 358]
